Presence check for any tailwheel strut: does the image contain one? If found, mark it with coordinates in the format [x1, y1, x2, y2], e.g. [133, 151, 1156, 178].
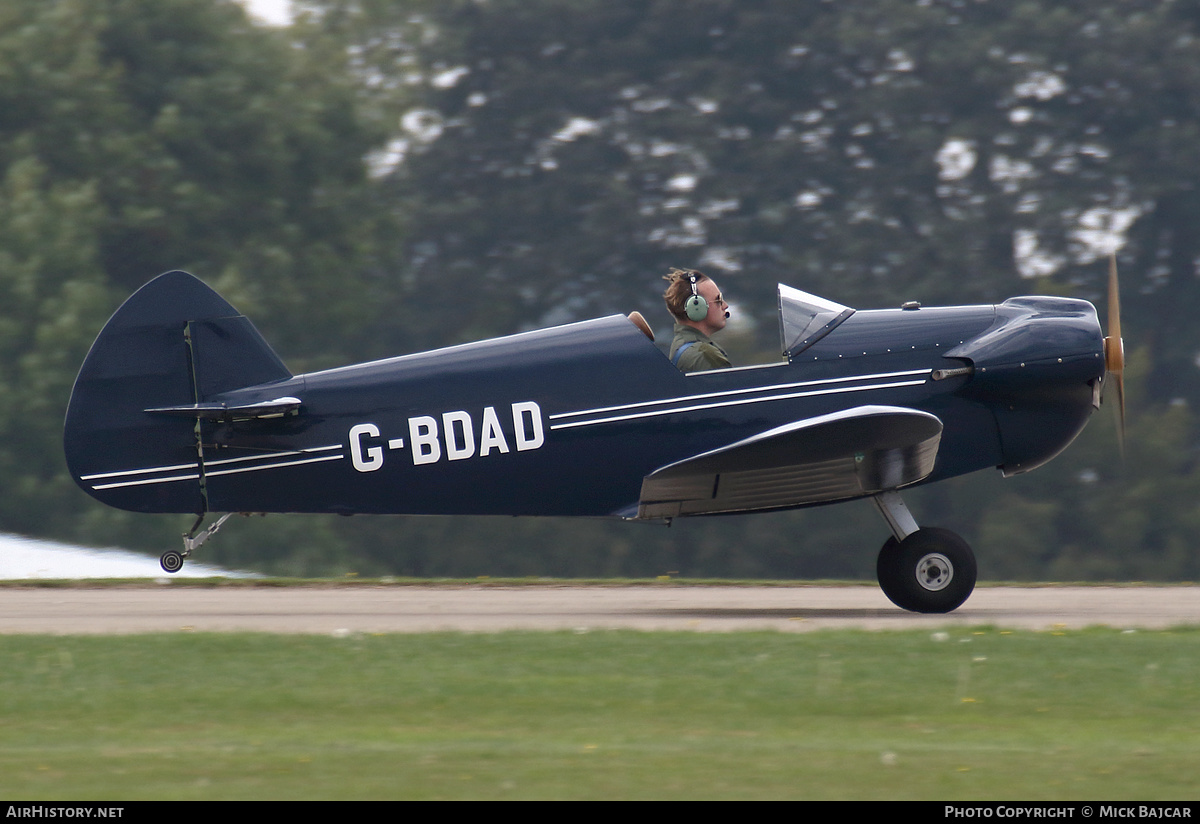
[161, 513, 233, 573]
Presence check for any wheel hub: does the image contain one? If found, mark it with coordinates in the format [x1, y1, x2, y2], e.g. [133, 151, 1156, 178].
[915, 552, 953, 591]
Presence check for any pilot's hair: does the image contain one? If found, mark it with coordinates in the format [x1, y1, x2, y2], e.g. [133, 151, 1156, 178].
[662, 268, 709, 320]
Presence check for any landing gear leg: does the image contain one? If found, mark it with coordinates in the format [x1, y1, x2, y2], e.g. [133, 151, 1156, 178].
[872, 491, 919, 542]
[872, 492, 976, 614]
[161, 513, 232, 573]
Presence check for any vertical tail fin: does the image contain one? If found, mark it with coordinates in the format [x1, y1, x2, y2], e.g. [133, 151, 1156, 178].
[64, 271, 291, 513]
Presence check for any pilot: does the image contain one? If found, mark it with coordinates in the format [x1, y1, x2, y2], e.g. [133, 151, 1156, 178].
[662, 268, 732, 372]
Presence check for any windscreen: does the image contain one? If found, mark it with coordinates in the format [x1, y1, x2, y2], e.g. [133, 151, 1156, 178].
[778, 284, 855, 358]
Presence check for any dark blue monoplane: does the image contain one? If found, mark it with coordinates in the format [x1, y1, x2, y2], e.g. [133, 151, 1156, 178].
[64, 265, 1125, 612]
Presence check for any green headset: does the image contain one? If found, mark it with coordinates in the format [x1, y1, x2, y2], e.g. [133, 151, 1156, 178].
[683, 270, 709, 321]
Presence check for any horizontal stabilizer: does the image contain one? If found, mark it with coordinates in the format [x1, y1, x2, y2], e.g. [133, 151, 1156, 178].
[637, 405, 942, 519]
[145, 397, 302, 421]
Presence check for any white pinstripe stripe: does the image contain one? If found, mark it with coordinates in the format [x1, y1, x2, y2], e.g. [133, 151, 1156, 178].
[548, 368, 931, 422]
[85, 445, 345, 491]
[549, 373, 930, 431]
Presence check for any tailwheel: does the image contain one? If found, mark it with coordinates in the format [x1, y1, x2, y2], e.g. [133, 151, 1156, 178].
[876, 527, 976, 613]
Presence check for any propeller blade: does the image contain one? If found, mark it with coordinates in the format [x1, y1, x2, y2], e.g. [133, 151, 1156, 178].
[1105, 255, 1123, 373]
[1114, 368, 1126, 455]
[1103, 254, 1126, 454]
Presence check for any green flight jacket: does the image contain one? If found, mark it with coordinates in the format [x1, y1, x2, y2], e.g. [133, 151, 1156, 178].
[668, 322, 731, 373]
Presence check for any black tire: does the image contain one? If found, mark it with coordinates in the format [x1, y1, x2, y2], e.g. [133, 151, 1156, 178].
[159, 550, 184, 574]
[876, 536, 901, 594]
[876, 527, 976, 614]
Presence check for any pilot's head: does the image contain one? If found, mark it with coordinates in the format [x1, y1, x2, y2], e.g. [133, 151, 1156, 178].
[663, 268, 729, 335]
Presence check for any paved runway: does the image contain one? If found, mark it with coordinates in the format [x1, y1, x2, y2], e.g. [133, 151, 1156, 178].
[0, 585, 1197, 634]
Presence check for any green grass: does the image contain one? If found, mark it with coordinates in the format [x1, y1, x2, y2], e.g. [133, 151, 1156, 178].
[2, 628, 1199, 799]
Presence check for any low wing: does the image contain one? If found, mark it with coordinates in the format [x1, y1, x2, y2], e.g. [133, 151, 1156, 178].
[637, 405, 942, 519]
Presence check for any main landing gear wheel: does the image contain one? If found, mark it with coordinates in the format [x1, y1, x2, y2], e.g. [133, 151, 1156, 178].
[876, 527, 977, 614]
[159, 550, 184, 574]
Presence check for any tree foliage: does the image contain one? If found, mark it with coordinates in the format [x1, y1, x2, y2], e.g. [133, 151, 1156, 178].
[312, 0, 1200, 386]
[0, 0, 395, 543]
[5, 0, 1200, 581]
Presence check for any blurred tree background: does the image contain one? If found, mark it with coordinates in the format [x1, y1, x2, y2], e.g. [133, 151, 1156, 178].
[4, 0, 1200, 581]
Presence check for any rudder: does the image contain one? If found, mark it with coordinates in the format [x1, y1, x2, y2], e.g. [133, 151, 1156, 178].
[64, 271, 291, 514]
